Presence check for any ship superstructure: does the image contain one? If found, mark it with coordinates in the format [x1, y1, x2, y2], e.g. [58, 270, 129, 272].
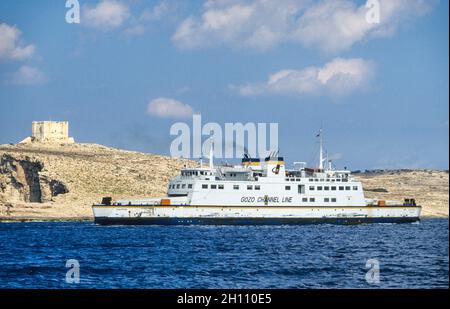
[93, 133, 421, 225]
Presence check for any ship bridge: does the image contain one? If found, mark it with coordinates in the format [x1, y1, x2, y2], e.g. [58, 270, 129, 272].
[167, 130, 358, 198]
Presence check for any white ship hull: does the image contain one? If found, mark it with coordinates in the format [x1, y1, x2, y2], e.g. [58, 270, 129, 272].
[92, 205, 421, 225]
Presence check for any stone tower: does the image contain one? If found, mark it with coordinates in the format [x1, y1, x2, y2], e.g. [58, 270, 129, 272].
[19, 121, 75, 144]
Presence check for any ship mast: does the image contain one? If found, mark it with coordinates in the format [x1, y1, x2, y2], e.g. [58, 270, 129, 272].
[209, 139, 214, 169]
[318, 128, 324, 170]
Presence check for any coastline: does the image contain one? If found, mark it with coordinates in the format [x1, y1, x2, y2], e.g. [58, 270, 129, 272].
[1, 143, 448, 222]
[0, 216, 93, 223]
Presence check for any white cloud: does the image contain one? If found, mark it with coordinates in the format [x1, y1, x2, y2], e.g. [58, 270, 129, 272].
[233, 58, 374, 97]
[172, 0, 436, 52]
[9, 65, 47, 85]
[83, 0, 130, 30]
[291, 0, 436, 52]
[0, 23, 35, 60]
[146, 97, 194, 119]
[140, 1, 171, 22]
[122, 25, 147, 37]
[121, 1, 174, 37]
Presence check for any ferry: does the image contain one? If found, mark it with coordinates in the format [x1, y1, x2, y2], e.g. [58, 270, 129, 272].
[92, 132, 421, 225]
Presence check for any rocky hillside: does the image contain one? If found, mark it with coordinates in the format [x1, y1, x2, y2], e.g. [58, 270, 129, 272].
[0, 143, 194, 220]
[357, 170, 448, 217]
[0, 142, 448, 220]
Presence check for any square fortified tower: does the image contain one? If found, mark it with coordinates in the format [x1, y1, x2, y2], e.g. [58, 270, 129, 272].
[20, 121, 75, 144]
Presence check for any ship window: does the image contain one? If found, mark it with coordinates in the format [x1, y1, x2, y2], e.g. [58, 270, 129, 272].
[296, 179, 300, 182]
[200, 171, 204, 175]
[218, 184, 224, 189]
[285, 186, 291, 190]
[255, 185, 260, 190]
[320, 179, 324, 182]
[309, 186, 315, 190]
[211, 185, 217, 189]
[331, 186, 336, 191]
[182, 184, 186, 189]
[339, 186, 344, 190]
[298, 185, 305, 194]
[247, 185, 253, 190]
[353, 186, 358, 190]
[176, 184, 180, 189]
[326, 179, 330, 182]
[317, 186, 323, 191]
[331, 198, 337, 202]
[302, 197, 308, 202]
[309, 198, 315, 202]
[324, 198, 330, 202]
[233, 185, 239, 190]
[202, 184, 208, 189]
[285, 178, 289, 181]
[345, 186, 351, 190]
[314, 179, 319, 182]
[324, 186, 329, 191]
[188, 184, 193, 189]
[309, 178, 314, 182]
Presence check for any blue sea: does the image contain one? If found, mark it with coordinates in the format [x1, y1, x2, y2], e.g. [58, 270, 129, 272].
[0, 219, 448, 289]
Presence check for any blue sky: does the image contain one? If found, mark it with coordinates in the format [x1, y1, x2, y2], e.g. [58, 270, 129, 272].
[0, 0, 448, 170]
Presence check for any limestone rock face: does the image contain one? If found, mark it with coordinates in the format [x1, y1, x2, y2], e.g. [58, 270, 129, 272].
[0, 153, 69, 203]
[0, 142, 194, 219]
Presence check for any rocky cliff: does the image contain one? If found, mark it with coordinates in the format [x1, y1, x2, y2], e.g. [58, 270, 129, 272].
[0, 153, 68, 204]
[0, 143, 194, 220]
[0, 142, 448, 220]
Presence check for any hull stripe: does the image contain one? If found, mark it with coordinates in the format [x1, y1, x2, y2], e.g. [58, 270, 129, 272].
[94, 216, 421, 225]
[93, 205, 421, 209]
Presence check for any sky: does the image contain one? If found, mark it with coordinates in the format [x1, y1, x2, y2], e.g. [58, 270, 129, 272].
[0, 0, 448, 170]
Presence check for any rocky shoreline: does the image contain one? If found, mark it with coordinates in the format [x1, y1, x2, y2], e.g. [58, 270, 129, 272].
[0, 143, 448, 222]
